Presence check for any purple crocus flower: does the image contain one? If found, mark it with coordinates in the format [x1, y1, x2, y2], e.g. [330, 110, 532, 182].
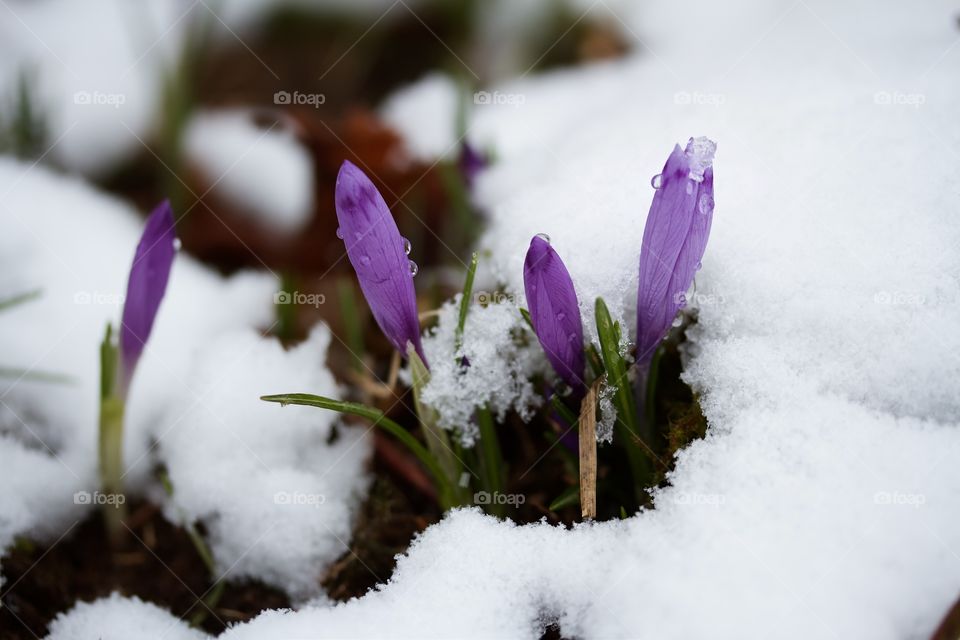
[523, 234, 585, 396]
[636, 136, 716, 366]
[119, 200, 177, 389]
[335, 160, 425, 363]
[458, 140, 487, 191]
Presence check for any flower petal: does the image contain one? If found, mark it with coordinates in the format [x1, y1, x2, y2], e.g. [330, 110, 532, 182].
[120, 200, 176, 382]
[335, 160, 425, 362]
[636, 138, 716, 365]
[523, 235, 585, 394]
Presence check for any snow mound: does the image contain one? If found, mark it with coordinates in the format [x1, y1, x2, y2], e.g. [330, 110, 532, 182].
[184, 109, 314, 233]
[160, 325, 371, 597]
[0, 157, 370, 599]
[45, 592, 209, 640]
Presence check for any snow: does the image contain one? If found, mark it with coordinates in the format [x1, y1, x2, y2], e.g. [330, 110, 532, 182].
[0, 157, 370, 598]
[418, 297, 546, 446]
[184, 109, 314, 233]
[380, 73, 461, 163]
[159, 325, 371, 597]
[9, 0, 960, 637]
[46, 592, 209, 640]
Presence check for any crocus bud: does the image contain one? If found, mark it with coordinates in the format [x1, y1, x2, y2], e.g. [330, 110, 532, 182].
[636, 137, 716, 366]
[119, 200, 177, 389]
[335, 160, 426, 363]
[458, 140, 487, 191]
[523, 234, 585, 395]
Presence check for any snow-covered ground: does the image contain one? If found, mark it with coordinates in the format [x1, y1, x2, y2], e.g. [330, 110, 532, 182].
[0, 158, 371, 598]
[8, 0, 960, 637]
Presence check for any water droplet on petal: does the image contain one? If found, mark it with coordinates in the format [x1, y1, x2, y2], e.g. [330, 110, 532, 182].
[698, 194, 714, 215]
[685, 181, 694, 195]
[535, 232, 551, 243]
[354, 231, 363, 241]
[696, 261, 703, 271]
[650, 174, 662, 189]
[401, 237, 412, 255]
[568, 333, 579, 343]
[335, 227, 343, 240]
[556, 312, 566, 322]
[360, 255, 371, 266]
[408, 260, 419, 276]
[672, 315, 683, 328]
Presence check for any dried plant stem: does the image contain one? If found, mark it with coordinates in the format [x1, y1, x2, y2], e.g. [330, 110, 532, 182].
[579, 380, 600, 520]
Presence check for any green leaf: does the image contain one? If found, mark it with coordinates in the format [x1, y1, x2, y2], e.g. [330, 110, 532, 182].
[0, 289, 41, 312]
[595, 297, 650, 496]
[0, 368, 73, 384]
[261, 392, 458, 508]
[549, 485, 580, 511]
[519, 308, 534, 332]
[455, 252, 479, 354]
[337, 279, 366, 372]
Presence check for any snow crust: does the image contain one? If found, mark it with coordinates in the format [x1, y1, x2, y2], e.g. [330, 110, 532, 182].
[0, 158, 370, 597]
[184, 109, 314, 233]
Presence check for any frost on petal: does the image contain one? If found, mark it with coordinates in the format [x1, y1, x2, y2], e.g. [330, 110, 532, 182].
[335, 160, 425, 362]
[636, 138, 716, 365]
[120, 199, 176, 383]
[523, 235, 586, 394]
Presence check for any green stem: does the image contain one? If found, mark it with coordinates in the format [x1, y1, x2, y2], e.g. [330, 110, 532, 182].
[643, 347, 664, 444]
[97, 323, 127, 538]
[261, 393, 458, 508]
[476, 406, 504, 516]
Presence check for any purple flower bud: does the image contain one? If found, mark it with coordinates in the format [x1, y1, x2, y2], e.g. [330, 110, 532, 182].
[120, 200, 177, 386]
[335, 160, 425, 363]
[523, 235, 585, 395]
[636, 137, 716, 366]
[458, 140, 487, 191]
